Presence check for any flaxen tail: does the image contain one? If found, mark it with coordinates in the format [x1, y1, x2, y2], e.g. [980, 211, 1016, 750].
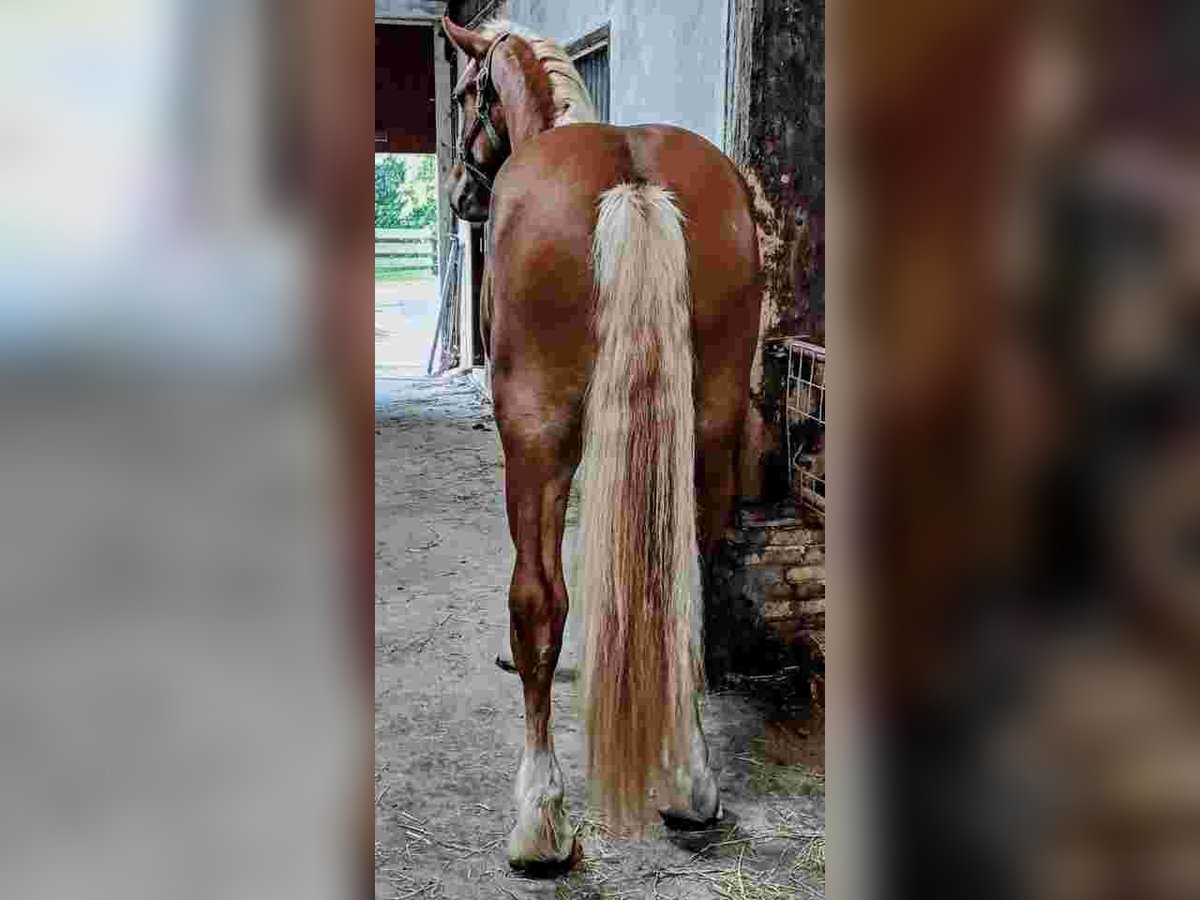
[581, 184, 696, 827]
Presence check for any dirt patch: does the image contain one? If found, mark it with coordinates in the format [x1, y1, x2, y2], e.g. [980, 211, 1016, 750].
[376, 375, 825, 898]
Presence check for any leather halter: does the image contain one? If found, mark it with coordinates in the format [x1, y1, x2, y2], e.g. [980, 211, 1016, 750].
[456, 32, 512, 195]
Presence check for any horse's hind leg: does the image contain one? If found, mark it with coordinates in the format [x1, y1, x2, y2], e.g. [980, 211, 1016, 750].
[500, 426, 581, 871]
[661, 415, 741, 829]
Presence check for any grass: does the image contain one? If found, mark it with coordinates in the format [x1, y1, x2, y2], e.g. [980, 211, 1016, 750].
[716, 868, 798, 899]
[375, 267, 435, 284]
[795, 836, 826, 883]
[743, 737, 826, 798]
[749, 761, 825, 798]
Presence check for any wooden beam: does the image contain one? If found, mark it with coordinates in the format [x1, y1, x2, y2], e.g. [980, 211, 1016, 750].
[565, 23, 610, 60]
[456, 218, 475, 371]
[432, 23, 454, 280]
[723, 0, 758, 164]
[463, 0, 508, 29]
[374, 0, 445, 23]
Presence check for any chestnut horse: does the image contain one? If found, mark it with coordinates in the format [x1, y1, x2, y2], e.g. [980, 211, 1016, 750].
[442, 18, 761, 871]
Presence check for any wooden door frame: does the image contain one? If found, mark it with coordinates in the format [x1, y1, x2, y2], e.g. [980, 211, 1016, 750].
[375, 10, 455, 288]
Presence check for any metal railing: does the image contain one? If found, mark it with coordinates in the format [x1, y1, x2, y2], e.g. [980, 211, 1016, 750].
[784, 338, 825, 517]
[426, 233, 462, 375]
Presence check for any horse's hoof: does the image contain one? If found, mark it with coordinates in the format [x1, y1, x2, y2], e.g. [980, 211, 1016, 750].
[509, 750, 575, 871]
[508, 837, 583, 876]
[659, 803, 730, 832]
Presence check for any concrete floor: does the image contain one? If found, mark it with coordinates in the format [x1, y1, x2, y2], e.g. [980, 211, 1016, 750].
[374, 375, 825, 898]
[375, 277, 441, 374]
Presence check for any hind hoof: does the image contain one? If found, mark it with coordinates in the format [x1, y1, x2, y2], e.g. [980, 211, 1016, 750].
[508, 837, 583, 876]
[660, 803, 727, 832]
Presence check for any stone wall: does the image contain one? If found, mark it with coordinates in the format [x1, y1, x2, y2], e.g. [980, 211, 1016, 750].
[705, 504, 825, 716]
[715, 1, 826, 698]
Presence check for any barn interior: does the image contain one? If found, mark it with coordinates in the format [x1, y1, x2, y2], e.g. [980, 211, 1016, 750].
[374, 2, 826, 895]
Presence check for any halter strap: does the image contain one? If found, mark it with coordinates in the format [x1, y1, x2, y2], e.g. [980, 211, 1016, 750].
[455, 32, 512, 196]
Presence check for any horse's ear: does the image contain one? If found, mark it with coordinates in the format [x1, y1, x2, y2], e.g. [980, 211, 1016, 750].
[442, 17, 491, 59]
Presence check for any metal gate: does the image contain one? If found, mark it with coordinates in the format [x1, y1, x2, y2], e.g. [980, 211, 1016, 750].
[785, 339, 825, 518]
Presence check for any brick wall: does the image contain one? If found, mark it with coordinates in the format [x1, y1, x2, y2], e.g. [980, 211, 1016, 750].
[704, 504, 825, 717]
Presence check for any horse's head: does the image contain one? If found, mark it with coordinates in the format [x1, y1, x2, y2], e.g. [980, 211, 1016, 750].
[442, 19, 514, 222]
[442, 19, 558, 222]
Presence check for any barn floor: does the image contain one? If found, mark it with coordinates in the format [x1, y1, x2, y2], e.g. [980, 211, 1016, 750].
[375, 374, 825, 899]
[375, 276, 440, 373]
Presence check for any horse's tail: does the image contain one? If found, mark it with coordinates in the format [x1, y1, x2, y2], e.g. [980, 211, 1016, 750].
[581, 183, 696, 826]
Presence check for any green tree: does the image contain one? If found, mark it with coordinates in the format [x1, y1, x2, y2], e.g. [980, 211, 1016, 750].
[399, 155, 438, 228]
[374, 154, 438, 229]
[374, 155, 407, 228]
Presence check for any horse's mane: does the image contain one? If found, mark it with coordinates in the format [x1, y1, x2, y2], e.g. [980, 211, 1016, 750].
[479, 20, 598, 126]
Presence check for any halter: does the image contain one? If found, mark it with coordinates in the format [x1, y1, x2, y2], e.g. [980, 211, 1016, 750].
[456, 32, 512, 195]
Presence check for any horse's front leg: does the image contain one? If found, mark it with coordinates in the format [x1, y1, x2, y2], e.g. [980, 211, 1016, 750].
[502, 449, 580, 872]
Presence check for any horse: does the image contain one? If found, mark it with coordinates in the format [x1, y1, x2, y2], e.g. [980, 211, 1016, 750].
[441, 17, 762, 872]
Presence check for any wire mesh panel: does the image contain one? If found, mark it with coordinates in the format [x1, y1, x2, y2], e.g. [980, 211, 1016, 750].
[785, 339, 825, 516]
[575, 46, 610, 123]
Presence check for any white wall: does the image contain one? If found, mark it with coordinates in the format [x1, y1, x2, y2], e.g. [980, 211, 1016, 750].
[508, 0, 729, 149]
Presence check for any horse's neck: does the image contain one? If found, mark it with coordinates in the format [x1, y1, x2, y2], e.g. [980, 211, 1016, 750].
[501, 83, 554, 152]
[505, 114, 552, 152]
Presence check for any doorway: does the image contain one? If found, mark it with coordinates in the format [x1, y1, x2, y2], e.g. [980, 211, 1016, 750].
[375, 152, 440, 372]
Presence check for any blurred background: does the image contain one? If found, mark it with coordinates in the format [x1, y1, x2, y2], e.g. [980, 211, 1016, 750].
[832, 0, 1199, 897]
[0, 1, 370, 898]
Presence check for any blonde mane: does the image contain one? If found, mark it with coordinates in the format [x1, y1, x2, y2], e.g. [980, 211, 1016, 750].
[479, 20, 598, 126]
